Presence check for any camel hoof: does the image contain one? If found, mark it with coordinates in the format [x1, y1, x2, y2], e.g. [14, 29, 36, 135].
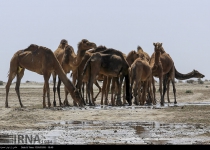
[53, 102, 56, 107]
[174, 101, 177, 104]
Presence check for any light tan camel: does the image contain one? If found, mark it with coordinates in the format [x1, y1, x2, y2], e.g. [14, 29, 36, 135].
[150, 42, 176, 106]
[130, 55, 154, 105]
[136, 45, 158, 105]
[75, 45, 107, 105]
[82, 48, 132, 106]
[52, 39, 68, 106]
[52, 39, 97, 106]
[5, 44, 83, 108]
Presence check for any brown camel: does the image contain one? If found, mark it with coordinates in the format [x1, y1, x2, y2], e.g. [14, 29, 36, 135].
[130, 55, 154, 105]
[150, 42, 176, 106]
[52, 39, 97, 106]
[75, 45, 107, 105]
[5, 44, 83, 108]
[82, 48, 132, 106]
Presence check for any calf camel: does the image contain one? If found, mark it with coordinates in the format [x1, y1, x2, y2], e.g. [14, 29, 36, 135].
[82, 48, 132, 106]
[52, 39, 97, 106]
[130, 56, 154, 105]
[150, 42, 176, 106]
[5, 44, 83, 108]
[137, 45, 157, 105]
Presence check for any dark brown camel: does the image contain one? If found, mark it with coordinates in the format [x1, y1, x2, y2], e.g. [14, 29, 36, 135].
[75, 45, 107, 105]
[163, 68, 205, 103]
[5, 44, 83, 108]
[52, 39, 96, 106]
[82, 48, 132, 106]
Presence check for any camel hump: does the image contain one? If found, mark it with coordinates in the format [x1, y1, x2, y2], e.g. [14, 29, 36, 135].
[90, 53, 101, 61]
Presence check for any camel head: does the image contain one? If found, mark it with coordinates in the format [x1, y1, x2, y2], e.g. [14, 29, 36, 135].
[63, 45, 75, 64]
[78, 39, 97, 52]
[153, 42, 162, 53]
[137, 45, 143, 53]
[126, 50, 140, 66]
[193, 70, 205, 78]
[74, 89, 84, 107]
[58, 39, 68, 49]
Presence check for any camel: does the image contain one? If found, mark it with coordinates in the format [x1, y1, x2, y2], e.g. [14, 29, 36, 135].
[137, 46, 151, 62]
[163, 68, 205, 103]
[75, 45, 107, 105]
[150, 42, 176, 106]
[136, 45, 158, 105]
[52, 39, 97, 106]
[5, 44, 84, 108]
[130, 55, 154, 105]
[82, 48, 132, 106]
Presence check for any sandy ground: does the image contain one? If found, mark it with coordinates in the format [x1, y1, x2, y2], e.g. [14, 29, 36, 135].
[0, 80, 210, 145]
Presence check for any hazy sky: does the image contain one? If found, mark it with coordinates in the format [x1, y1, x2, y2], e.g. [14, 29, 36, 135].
[0, 0, 210, 83]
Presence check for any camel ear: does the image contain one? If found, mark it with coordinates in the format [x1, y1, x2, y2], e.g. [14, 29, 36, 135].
[153, 43, 156, 46]
[160, 43, 162, 46]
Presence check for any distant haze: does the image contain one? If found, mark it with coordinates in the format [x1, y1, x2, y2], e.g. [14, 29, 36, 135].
[0, 0, 209, 83]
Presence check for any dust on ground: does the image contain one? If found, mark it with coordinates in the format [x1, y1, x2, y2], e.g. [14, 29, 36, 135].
[0, 80, 210, 145]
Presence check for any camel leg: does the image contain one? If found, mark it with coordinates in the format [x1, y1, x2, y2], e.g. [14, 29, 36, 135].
[93, 81, 101, 102]
[171, 79, 177, 104]
[105, 77, 111, 105]
[115, 77, 122, 106]
[122, 80, 127, 105]
[43, 83, 47, 108]
[101, 77, 107, 105]
[142, 81, 148, 105]
[166, 80, 171, 103]
[63, 86, 70, 106]
[152, 77, 156, 104]
[57, 77, 63, 106]
[148, 79, 155, 105]
[133, 82, 138, 105]
[162, 75, 167, 103]
[15, 68, 25, 108]
[87, 81, 93, 106]
[110, 78, 116, 106]
[5, 75, 15, 108]
[44, 73, 51, 108]
[52, 73, 57, 107]
[90, 81, 95, 105]
[159, 76, 164, 106]
[82, 83, 87, 104]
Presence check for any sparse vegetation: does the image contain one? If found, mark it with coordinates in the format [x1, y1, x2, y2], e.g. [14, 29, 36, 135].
[0, 81, 3, 85]
[186, 80, 194, 84]
[178, 80, 183, 83]
[197, 78, 204, 84]
[185, 90, 193, 93]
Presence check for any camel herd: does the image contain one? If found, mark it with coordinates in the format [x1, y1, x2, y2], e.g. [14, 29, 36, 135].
[5, 39, 205, 108]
